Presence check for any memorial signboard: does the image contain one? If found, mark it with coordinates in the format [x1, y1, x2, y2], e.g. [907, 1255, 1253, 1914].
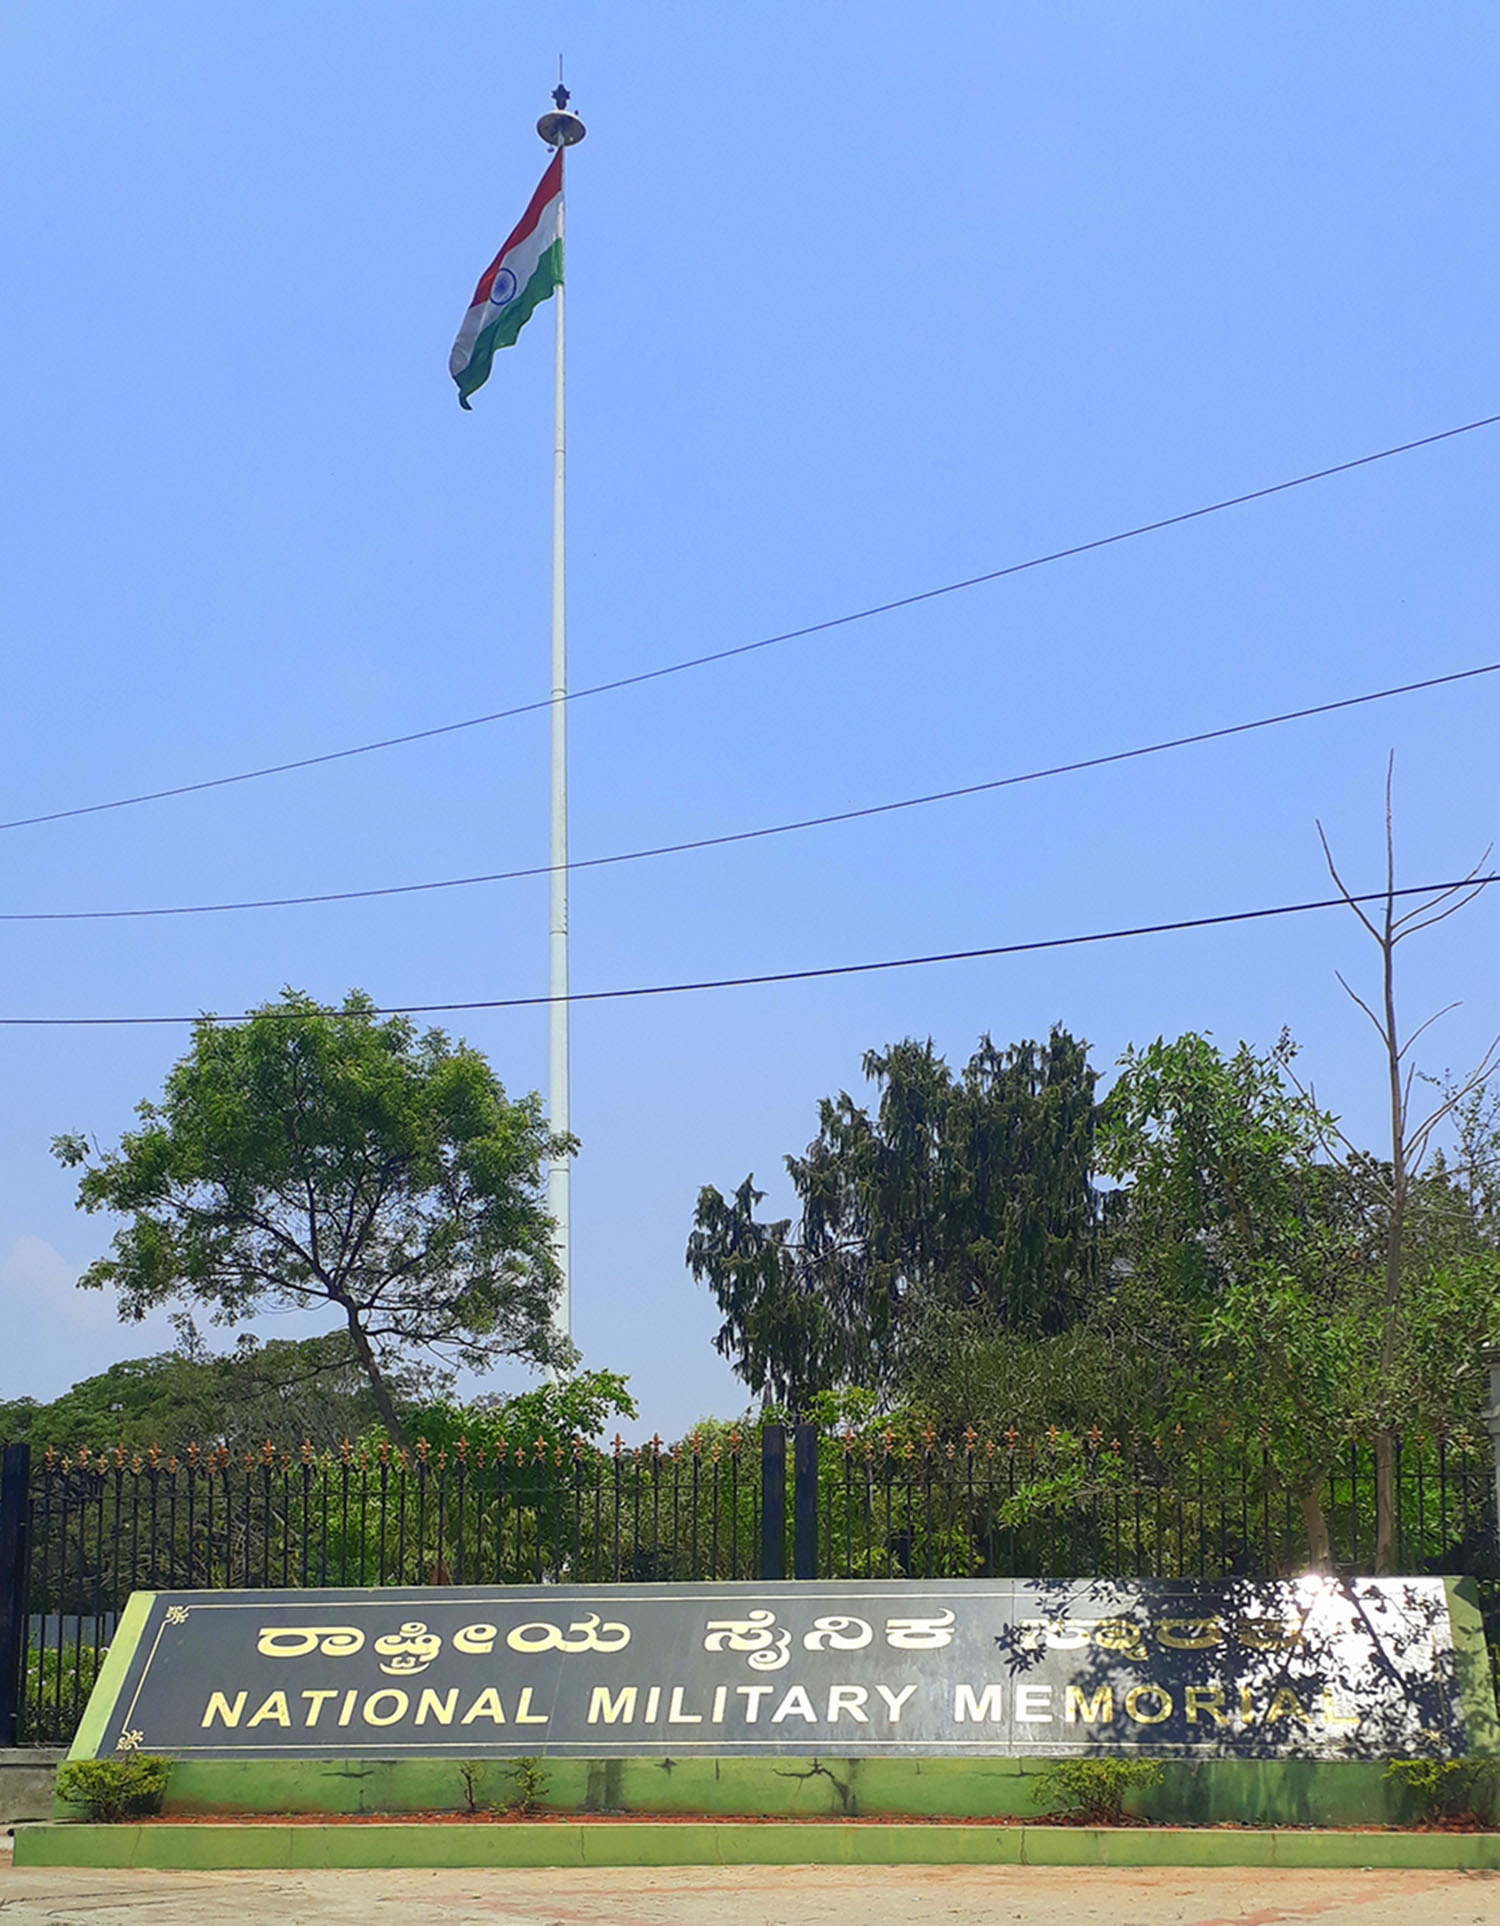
[75, 1576, 1490, 1762]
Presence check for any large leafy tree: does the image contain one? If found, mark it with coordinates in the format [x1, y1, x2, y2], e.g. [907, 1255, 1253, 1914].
[1097, 1031, 1380, 1564]
[686, 1028, 1100, 1408]
[1098, 1030, 1500, 1567]
[54, 990, 572, 1450]
[0, 1329, 442, 1454]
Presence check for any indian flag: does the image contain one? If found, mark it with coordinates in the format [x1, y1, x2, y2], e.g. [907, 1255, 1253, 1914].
[450, 152, 563, 410]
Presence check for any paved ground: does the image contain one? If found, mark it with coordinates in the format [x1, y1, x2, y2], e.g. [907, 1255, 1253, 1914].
[2, 1852, 1499, 1926]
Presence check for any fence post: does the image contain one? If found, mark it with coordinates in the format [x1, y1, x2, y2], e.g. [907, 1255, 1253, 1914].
[0, 1442, 30, 1747]
[760, 1426, 786, 1580]
[793, 1425, 818, 1579]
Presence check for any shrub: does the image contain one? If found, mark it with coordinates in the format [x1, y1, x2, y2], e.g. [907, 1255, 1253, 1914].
[508, 1755, 549, 1815]
[1031, 1757, 1163, 1825]
[24, 1645, 101, 1742]
[55, 1755, 171, 1823]
[1385, 1758, 1497, 1828]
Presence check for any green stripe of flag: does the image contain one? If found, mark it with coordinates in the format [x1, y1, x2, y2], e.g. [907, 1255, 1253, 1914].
[456, 240, 563, 408]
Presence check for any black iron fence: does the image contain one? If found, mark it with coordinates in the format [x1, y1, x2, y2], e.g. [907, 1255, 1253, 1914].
[3, 1425, 1496, 1745]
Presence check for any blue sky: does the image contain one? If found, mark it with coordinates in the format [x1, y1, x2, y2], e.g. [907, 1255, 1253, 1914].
[3, 4, 1498, 1435]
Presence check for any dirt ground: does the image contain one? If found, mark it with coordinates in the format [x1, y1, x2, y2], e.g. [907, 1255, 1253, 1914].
[3, 1849, 1500, 1926]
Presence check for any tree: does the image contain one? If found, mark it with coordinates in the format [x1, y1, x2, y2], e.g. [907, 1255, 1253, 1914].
[401, 1370, 640, 1456]
[0, 1328, 443, 1454]
[54, 989, 573, 1452]
[1097, 1031, 1364, 1565]
[687, 1028, 1101, 1408]
[1309, 765, 1498, 1570]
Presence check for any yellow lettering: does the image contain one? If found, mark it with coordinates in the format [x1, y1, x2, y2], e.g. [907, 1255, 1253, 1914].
[248, 1690, 291, 1728]
[667, 1686, 702, 1724]
[461, 1687, 506, 1725]
[771, 1685, 818, 1723]
[363, 1689, 409, 1727]
[1320, 1688, 1359, 1728]
[416, 1688, 460, 1726]
[1092, 1618, 1146, 1659]
[954, 1684, 1005, 1722]
[515, 1686, 548, 1725]
[1236, 1616, 1300, 1652]
[1265, 1686, 1308, 1724]
[1124, 1684, 1172, 1724]
[301, 1689, 338, 1726]
[202, 1690, 247, 1729]
[1064, 1684, 1114, 1725]
[875, 1684, 916, 1721]
[1185, 1685, 1226, 1725]
[1157, 1617, 1222, 1650]
[588, 1685, 638, 1725]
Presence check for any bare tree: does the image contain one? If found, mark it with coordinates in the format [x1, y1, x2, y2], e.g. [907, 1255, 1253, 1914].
[1311, 758, 1498, 1572]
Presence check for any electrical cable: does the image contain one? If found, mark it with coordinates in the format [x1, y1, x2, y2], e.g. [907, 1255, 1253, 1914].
[4, 411, 1497, 837]
[4, 658, 1496, 922]
[3, 874, 1493, 1026]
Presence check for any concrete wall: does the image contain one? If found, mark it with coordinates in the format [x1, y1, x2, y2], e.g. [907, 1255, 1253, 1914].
[154, 1753, 1433, 1829]
[0, 1748, 64, 1825]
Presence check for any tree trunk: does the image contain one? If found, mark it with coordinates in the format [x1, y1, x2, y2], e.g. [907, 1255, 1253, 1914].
[1373, 1428, 1398, 1574]
[1300, 1488, 1332, 1572]
[340, 1302, 410, 1453]
[1373, 805, 1407, 1577]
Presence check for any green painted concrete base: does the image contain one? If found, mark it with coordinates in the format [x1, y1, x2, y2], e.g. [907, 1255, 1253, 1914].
[16, 1819, 1500, 1871]
[137, 1755, 1436, 1831]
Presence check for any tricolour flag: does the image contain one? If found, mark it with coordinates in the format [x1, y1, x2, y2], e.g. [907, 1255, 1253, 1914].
[450, 151, 563, 410]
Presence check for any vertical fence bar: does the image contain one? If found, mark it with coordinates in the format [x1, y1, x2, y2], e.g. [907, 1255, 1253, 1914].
[792, 1425, 818, 1580]
[0, 1442, 30, 1745]
[760, 1425, 787, 1582]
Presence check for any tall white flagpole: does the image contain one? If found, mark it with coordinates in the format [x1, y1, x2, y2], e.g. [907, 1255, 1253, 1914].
[537, 85, 585, 1350]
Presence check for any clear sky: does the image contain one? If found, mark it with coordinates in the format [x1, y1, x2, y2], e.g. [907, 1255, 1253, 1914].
[3, 3, 1498, 1437]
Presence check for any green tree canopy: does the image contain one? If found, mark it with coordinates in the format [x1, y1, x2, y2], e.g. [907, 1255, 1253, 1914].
[0, 1329, 442, 1454]
[687, 1028, 1101, 1408]
[53, 989, 572, 1450]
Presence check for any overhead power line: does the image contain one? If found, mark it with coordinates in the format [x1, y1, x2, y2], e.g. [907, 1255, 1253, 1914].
[4, 410, 1497, 838]
[4, 658, 1497, 924]
[3, 874, 1493, 1027]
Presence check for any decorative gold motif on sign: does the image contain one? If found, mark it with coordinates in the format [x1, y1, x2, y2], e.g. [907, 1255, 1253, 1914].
[116, 1728, 144, 1751]
[164, 1605, 191, 1626]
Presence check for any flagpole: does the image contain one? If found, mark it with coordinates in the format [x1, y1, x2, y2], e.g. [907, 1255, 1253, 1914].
[547, 170, 570, 1347]
[538, 87, 586, 1351]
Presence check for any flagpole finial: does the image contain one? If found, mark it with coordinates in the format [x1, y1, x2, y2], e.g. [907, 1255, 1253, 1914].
[538, 80, 586, 148]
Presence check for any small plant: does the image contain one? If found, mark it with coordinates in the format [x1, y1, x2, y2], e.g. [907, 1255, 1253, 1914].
[1031, 1756, 1163, 1826]
[1386, 1757, 1497, 1829]
[507, 1754, 549, 1815]
[56, 1755, 171, 1823]
[457, 1760, 487, 1814]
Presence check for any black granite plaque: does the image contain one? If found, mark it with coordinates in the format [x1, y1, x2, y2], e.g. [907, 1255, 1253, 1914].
[85, 1575, 1476, 1760]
